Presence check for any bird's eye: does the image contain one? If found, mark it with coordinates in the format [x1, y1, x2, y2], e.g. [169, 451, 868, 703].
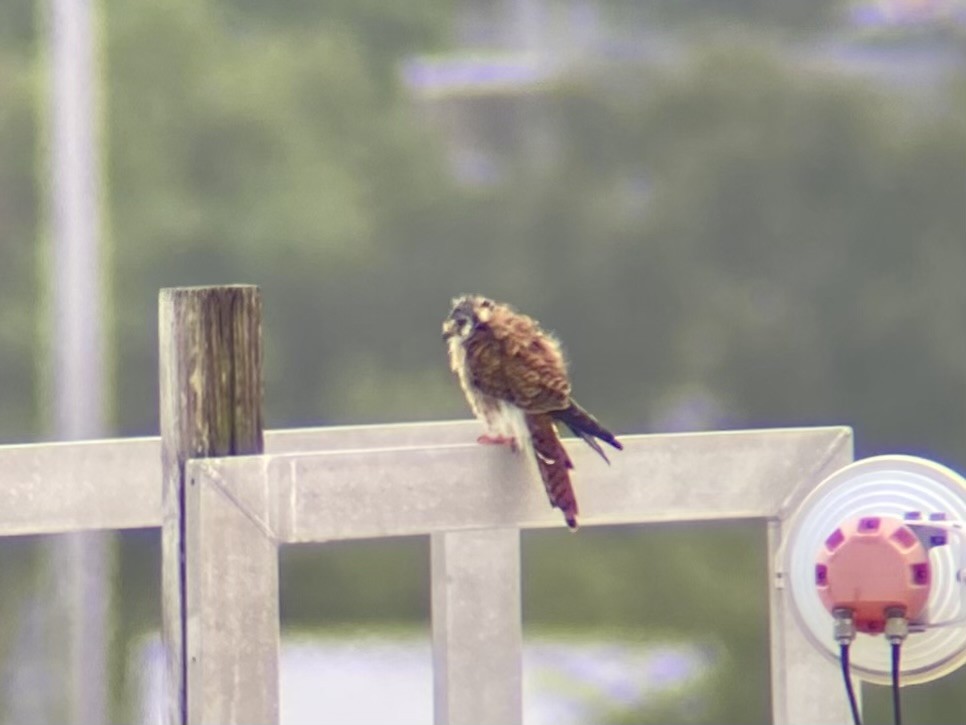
[480, 298, 494, 309]
[453, 314, 471, 333]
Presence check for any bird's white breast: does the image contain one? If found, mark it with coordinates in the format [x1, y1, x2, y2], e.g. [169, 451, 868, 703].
[448, 336, 535, 466]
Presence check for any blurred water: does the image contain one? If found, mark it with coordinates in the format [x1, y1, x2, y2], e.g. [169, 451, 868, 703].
[131, 632, 710, 724]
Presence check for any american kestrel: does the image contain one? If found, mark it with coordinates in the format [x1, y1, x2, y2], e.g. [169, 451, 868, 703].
[442, 295, 623, 529]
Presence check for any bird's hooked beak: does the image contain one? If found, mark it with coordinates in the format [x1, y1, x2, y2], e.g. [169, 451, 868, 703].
[441, 318, 457, 340]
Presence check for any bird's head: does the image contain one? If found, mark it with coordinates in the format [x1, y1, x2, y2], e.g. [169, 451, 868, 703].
[442, 295, 496, 341]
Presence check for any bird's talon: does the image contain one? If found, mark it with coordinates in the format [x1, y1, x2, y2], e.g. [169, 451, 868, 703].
[477, 434, 517, 449]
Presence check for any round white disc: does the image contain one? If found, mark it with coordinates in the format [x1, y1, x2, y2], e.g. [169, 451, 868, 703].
[781, 455, 966, 685]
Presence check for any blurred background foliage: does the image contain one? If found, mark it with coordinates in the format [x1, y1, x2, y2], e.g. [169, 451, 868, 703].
[1, 0, 965, 721]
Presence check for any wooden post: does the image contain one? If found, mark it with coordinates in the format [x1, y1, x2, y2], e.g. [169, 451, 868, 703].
[159, 286, 263, 725]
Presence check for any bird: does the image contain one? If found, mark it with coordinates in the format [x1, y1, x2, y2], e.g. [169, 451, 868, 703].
[442, 294, 623, 529]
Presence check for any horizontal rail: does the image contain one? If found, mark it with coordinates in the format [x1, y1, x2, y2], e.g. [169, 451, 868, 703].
[0, 420, 479, 535]
[0, 422, 848, 537]
[186, 426, 853, 541]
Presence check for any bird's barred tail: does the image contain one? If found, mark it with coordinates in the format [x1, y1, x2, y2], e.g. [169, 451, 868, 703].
[526, 413, 579, 530]
[551, 399, 623, 463]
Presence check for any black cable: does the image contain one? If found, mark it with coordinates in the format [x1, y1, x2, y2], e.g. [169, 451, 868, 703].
[891, 641, 903, 725]
[840, 642, 863, 725]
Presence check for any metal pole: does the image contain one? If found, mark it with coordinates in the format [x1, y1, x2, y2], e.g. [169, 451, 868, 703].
[36, 0, 113, 722]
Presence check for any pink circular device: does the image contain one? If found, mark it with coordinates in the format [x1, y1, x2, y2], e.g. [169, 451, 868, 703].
[815, 515, 931, 634]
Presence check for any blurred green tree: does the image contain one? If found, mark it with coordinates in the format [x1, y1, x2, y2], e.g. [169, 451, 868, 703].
[104, 20, 964, 721]
[0, 40, 40, 441]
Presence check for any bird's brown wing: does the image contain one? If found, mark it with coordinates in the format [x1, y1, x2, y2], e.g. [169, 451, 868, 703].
[461, 304, 571, 413]
[552, 399, 624, 462]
